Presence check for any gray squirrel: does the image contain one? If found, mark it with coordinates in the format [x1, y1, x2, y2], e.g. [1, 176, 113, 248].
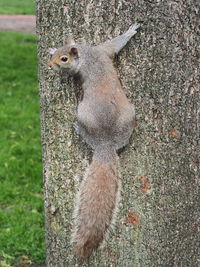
[48, 24, 140, 259]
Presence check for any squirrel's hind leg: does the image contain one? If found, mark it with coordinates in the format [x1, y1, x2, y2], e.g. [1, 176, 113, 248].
[114, 105, 136, 150]
[73, 120, 98, 149]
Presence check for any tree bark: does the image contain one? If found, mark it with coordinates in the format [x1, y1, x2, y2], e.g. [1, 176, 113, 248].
[36, 0, 199, 266]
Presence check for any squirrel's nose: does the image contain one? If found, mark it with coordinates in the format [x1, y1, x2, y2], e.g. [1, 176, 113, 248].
[48, 61, 53, 69]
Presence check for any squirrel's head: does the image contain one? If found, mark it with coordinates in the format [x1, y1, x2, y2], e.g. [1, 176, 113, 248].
[48, 37, 80, 74]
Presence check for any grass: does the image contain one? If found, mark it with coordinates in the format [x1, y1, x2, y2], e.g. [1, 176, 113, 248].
[0, 0, 35, 14]
[0, 32, 45, 266]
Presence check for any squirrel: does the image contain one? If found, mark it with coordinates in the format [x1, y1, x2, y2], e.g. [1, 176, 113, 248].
[48, 24, 140, 259]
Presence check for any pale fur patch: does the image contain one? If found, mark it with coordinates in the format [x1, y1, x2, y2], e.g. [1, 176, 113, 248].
[70, 161, 90, 245]
[48, 47, 57, 55]
[100, 157, 121, 249]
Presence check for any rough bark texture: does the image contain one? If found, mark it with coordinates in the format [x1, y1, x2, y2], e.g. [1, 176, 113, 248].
[36, 0, 199, 266]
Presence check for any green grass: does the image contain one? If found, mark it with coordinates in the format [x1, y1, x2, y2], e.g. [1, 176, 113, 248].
[0, 32, 45, 266]
[0, 0, 35, 14]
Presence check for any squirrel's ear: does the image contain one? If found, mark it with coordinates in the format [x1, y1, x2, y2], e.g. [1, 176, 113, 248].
[64, 36, 75, 46]
[70, 47, 79, 58]
[48, 48, 57, 55]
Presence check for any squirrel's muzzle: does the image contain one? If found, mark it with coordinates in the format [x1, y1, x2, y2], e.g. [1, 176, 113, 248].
[47, 61, 53, 69]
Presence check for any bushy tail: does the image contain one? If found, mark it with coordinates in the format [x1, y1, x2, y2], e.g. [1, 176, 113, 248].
[71, 144, 120, 259]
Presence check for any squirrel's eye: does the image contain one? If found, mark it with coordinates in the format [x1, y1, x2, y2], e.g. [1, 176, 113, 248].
[60, 56, 68, 62]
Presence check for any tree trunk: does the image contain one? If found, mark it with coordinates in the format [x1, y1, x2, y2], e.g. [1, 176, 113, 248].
[36, 0, 199, 266]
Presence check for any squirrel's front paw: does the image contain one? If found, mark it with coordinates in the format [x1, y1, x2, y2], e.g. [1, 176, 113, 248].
[127, 24, 140, 35]
[73, 121, 80, 134]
